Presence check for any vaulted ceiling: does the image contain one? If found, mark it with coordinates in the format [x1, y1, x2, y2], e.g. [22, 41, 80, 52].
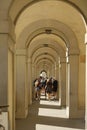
[9, 0, 86, 75]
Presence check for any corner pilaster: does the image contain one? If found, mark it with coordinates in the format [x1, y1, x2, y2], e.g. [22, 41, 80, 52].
[60, 57, 66, 107]
[85, 32, 87, 129]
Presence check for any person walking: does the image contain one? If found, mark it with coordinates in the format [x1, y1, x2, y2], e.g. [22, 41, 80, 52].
[52, 79, 58, 100]
[46, 78, 53, 101]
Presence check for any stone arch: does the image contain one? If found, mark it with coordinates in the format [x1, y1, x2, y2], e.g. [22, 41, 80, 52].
[8, 0, 87, 123]
[28, 35, 66, 58]
[16, 19, 80, 55]
[31, 47, 58, 62]
[9, 0, 87, 25]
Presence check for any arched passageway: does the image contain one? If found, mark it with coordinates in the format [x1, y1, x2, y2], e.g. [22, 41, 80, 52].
[0, 0, 87, 130]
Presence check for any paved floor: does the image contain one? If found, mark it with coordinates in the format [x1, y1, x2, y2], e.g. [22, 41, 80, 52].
[16, 95, 85, 130]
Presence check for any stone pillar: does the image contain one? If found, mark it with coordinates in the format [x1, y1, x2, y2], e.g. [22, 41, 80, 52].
[66, 62, 70, 117]
[0, 6, 10, 106]
[68, 54, 79, 118]
[28, 58, 32, 105]
[32, 63, 35, 80]
[32, 63, 36, 100]
[0, 34, 15, 130]
[16, 49, 28, 118]
[58, 58, 61, 104]
[54, 62, 59, 100]
[0, 2, 16, 129]
[85, 33, 87, 129]
[60, 58, 66, 107]
[55, 62, 58, 79]
[0, 34, 8, 105]
[51, 64, 54, 77]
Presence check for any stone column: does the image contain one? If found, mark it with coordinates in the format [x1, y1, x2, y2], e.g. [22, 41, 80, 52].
[16, 49, 28, 118]
[32, 63, 35, 80]
[66, 62, 70, 117]
[0, 3, 16, 129]
[32, 63, 36, 100]
[68, 54, 79, 118]
[55, 62, 59, 79]
[0, 34, 8, 105]
[54, 62, 59, 100]
[28, 58, 32, 105]
[60, 58, 66, 107]
[85, 33, 87, 129]
[58, 58, 61, 104]
[51, 64, 55, 77]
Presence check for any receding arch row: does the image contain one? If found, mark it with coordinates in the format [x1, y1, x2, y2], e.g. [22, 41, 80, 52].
[9, 0, 87, 25]
[31, 48, 61, 77]
[26, 26, 68, 48]
[31, 47, 59, 64]
[33, 54, 56, 66]
[32, 57, 54, 78]
[17, 19, 79, 56]
[35, 59, 55, 76]
[35, 58, 59, 78]
[36, 58, 54, 68]
[16, 20, 70, 48]
[14, 0, 86, 51]
[28, 36, 66, 59]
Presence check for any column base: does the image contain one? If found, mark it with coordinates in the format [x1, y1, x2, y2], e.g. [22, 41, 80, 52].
[66, 106, 85, 119]
[16, 109, 28, 119]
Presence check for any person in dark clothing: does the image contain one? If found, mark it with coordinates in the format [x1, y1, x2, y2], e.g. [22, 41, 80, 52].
[46, 78, 53, 100]
[52, 79, 58, 99]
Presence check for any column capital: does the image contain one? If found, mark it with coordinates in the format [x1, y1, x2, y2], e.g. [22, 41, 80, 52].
[69, 49, 80, 56]
[27, 57, 32, 64]
[60, 57, 66, 63]
[16, 49, 26, 56]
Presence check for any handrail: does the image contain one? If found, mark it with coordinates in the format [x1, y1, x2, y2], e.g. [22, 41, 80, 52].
[0, 105, 9, 108]
[0, 105, 9, 114]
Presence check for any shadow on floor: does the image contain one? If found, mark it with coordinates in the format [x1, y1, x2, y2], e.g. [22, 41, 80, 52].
[16, 98, 85, 130]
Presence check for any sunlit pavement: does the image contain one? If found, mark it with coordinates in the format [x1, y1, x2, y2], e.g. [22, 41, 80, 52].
[16, 94, 85, 130]
[36, 124, 84, 130]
